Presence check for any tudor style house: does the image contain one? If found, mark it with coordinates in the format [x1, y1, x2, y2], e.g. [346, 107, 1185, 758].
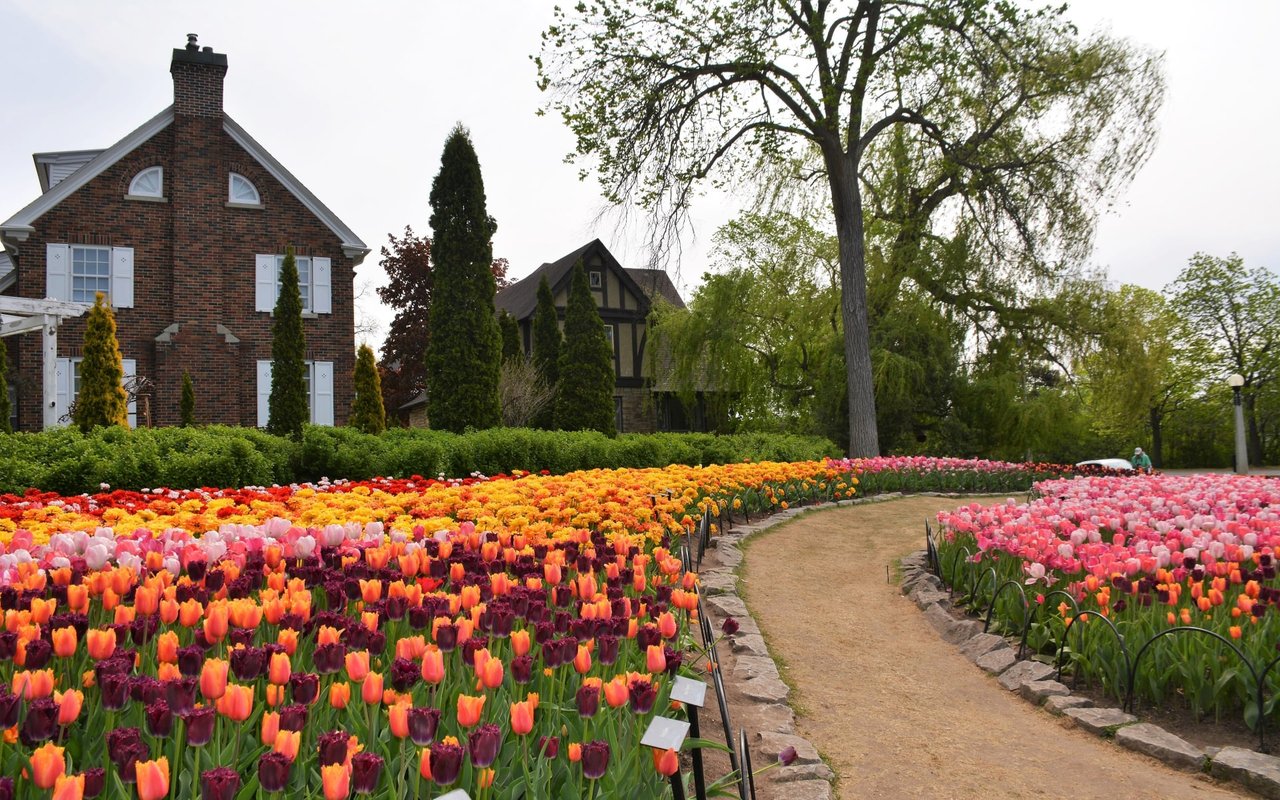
[493, 239, 707, 433]
[0, 36, 368, 431]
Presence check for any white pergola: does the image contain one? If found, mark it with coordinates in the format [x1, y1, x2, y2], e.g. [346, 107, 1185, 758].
[0, 296, 87, 428]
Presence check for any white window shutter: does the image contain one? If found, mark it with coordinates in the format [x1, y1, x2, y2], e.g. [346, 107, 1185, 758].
[46, 243, 70, 301]
[54, 358, 70, 426]
[122, 358, 137, 428]
[111, 247, 134, 308]
[256, 360, 272, 427]
[313, 361, 334, 426]
[255, 255, 277, 312]
[312, 257, 332, 314]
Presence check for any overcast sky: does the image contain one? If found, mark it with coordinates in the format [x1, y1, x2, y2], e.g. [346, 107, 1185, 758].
[2, 1, 1277, 351]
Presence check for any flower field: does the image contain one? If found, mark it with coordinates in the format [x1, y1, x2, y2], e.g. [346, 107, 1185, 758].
[829, 455, 1133, 495]
[0, 461, 852, 799]
[937, 474, 1280, 733]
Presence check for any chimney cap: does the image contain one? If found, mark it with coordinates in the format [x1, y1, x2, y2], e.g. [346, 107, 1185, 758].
[186, 33, 198, 51]
[171, 34, 228, 70]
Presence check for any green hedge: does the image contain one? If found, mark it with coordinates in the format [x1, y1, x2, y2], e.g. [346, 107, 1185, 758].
[0, 426, 838, 494]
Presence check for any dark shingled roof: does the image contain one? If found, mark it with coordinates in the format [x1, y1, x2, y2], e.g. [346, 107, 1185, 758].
[494, 239, 685, 320]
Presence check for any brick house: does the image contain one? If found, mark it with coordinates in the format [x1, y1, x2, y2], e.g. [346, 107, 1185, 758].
[0, 36, 368, 431]
[492, 239, 711, 433]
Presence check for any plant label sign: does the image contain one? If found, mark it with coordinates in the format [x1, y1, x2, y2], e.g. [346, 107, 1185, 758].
[641, 716, 690, 751]
[670, 675, 708, 708]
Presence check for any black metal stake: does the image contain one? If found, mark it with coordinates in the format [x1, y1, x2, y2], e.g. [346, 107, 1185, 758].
[669, 770, 687, 800]
[689, 704, 707, 800]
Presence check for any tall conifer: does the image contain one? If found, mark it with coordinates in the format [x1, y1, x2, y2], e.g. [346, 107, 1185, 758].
[72, 293, 129, 432]
[349, 344, 387, 434]
[530, 275, 562, 429]
[268, 247, 308, 439]
[499, 311, 521, 362]
[555, 262, 616, 435]
[425, 125, 502, 431]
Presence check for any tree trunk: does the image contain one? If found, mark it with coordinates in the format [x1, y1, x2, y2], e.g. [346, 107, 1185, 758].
[1149, 405, 1163, 468]
[1246, 392, 1264, 466]
[827, 148, 879, 457]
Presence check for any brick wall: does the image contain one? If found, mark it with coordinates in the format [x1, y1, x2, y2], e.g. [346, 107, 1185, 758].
[10, 48, 356, 430]
[617, 387, 656, 434]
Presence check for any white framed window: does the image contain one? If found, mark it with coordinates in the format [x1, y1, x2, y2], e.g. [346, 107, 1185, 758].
[229, 173, 261, 205]
[589, 271, 602, 289]
[603, 324, 614, 348]
[255, 254, 331, 315]
[256, 360, 334, 427]
[46, 243, 134, 308]
[127, 167, 163, 199]
[54, 356, 136, 427]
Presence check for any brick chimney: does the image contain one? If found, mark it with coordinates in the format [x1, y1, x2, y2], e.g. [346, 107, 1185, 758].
[170, 33, 227, 117]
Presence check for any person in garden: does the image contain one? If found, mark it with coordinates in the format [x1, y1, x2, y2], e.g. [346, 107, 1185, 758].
[1133, 447, 1153, 473]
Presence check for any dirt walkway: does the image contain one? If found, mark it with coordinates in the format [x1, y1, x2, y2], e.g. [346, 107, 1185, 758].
[739, 496, 1250, 800]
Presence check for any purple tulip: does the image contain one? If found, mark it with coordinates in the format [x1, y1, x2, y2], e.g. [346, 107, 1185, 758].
[201, 767, 240, 800]
[184, 706, 216, 746]
[581, 740, 611, 780]
[428, 740, 464, 785]
[258, 751, 292, 793]
[145, 699, 173, 738]
[408, 706, 440, 746]
[467, 723, 502, 768]
[352, 752, 384, 794]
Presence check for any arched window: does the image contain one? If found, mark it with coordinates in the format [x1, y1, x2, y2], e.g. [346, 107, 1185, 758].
[127, 166, 163, 198]
[229, 173, 261, 205]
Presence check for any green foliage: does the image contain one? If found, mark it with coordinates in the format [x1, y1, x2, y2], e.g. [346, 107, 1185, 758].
[530, 275, 562, 429]
[349, 344, 387, 434]
[377, 226, 434, 415]
[0, 338, 10, 435]
[555, 263, 615, 435]
[179, 371, 196, 427]
[499, 310, 522, 363]
[425, 125, 502, 432]
[267, 247, 308, 440]
[72, 293, 129, 433]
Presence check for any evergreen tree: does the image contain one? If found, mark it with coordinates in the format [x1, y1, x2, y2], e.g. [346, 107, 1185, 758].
[73, 292, 129, 432]
[268, 247, 309, 439]
[530, 275, 562, 429]
[0, 338, 10, 434]
[499, 311, 522, 363]
[555, 262, 616, 435]
[425, 125, 502, 431]
[349, 343, 387, 434]
[180, 371, 196, 427]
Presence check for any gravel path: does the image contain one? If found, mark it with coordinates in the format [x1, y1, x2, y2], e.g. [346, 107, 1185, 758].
[739, 496, 1251, 799]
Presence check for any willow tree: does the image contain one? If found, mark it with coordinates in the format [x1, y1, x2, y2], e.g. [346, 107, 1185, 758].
[539, 0, 1163, 455]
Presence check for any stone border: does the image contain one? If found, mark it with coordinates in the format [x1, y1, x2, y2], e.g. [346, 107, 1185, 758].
[697, 493, 915, 800]
[901, 549, 1280, 799]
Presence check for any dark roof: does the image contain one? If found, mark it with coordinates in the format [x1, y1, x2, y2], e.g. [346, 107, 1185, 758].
[494, 239, 686, 320]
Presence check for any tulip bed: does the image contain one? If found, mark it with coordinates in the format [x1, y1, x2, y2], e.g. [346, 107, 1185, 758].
[829, 456, 1134, 495]
[937, 474, 1280, 732]
[0, 460, 853, 799]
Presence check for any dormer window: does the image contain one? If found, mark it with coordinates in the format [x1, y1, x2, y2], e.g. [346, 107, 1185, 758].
[229, 173, 261, 206]
[589, 271, 602, 289]
[126, 166, 163, 199]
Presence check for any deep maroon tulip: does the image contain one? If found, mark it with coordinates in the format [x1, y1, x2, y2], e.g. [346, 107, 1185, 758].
[258, 751, 292, 793]
[230, 646, 267, 681]
[82, 768, 105, 798]
[228, 628, 254, 648]
[289, 673, 320, 705]
[721, 617, 740, 636]
[166, 677, 197, 716]
[385, 595, 408, 621]
[317, 731, 349, 767]
[22, 638, 52, 669]
[131, 676, 164, 705]
[534, 621, 553, 645]
[636, 624, 660, 650]
[467, 723, 502, 768]
[313, 643, 346, 675]
[576, 684, 600, 718]
[391, 657, 419, 692]
[20, 697, 57, 742]
[177, 645, 204, 676]
[540, 639, 561, 668]
[663, 646, 682, 675]
[107, 727, 143, 765]
[116, 741, 150, 782]
[0, 631, 15, 661]
[581, 740, 611, 780]
[429, 740, 464, 785]
[0, 691, 18, 727]
[204, 568, 225, 592]
[778, 745, 799, 766]
[100, 672, 131, 710]
[435, 623, 458, 652]
[187, 559, 208, 582]
[201, 767, 240, 800]
[536, 735, 559, 759]
[184, 705, 216, 746]
[145, 699, 173, 738]
[0, 777, 12, 800]
[367, 630, 386, 654]
[278, 704, 308, 732]
[407, 605, 432, 630]
[597, 634, 619, 665]
[408, 706, 440, 746]
[511, 655, 533, 685]
[351, 752, 384, 794]
[461, 637, 488, 667]
[553, 585, 572, 606]
[629, 679, 657, 714]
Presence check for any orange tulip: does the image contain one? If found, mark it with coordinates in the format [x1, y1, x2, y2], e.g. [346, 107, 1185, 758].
[656, 612, 677, 639]
[216, 684, 253, 721]
[273, 730, 301, 761]
[178, 599, 203, 628]
[1230, 625, 1243, 640]
[359, 579, 382, 603]
[477, 768, 495, 789]
[66, 584, 89, 613]
[134, 585, 159, 617]
[329, 682, 351, 709]
[421, 646, 445, 685]
[510, 698, 535, 735]
[317, 625, 342, 645]
[30, 741, 66, 789]
[511, 630, 530, 657]
[158, 598, 179, 625]
[457, 694, 485, 727]
[322, 763, 350, 800]
[55, 689, 83, 725]
[478, 656, 504, 689]
[389, 701, 411, 738]
[646, 644, 667, 674]
[574, 644, 592, 674]
[568, 742, 582, 762]
[277, 629, 299, 656]
[134, 756, 169, 800]
[202, 603, 229, 643]
[419, 746, 433, 780]
[652, 747, 679, 776]
[261, 712, 281, 747]
[51, 626, 77, 658]
[345, 650, 370, 682]
[51, 773, 85, 800]
[268, 652, 292, 686]
[13, 669, 54, 700]
[603, 676, 629, 708]
[361, 673, 384, 705]
[86, 628, 116, 660]
[200, 658, 229, 700]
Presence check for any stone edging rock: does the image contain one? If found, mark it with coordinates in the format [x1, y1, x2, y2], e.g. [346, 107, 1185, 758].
[901, 549, 1280, 799]
[696, 493, 919, 800]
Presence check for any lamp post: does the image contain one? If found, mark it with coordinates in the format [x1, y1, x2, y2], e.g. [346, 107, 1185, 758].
[1228, 373, 1248, 474]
